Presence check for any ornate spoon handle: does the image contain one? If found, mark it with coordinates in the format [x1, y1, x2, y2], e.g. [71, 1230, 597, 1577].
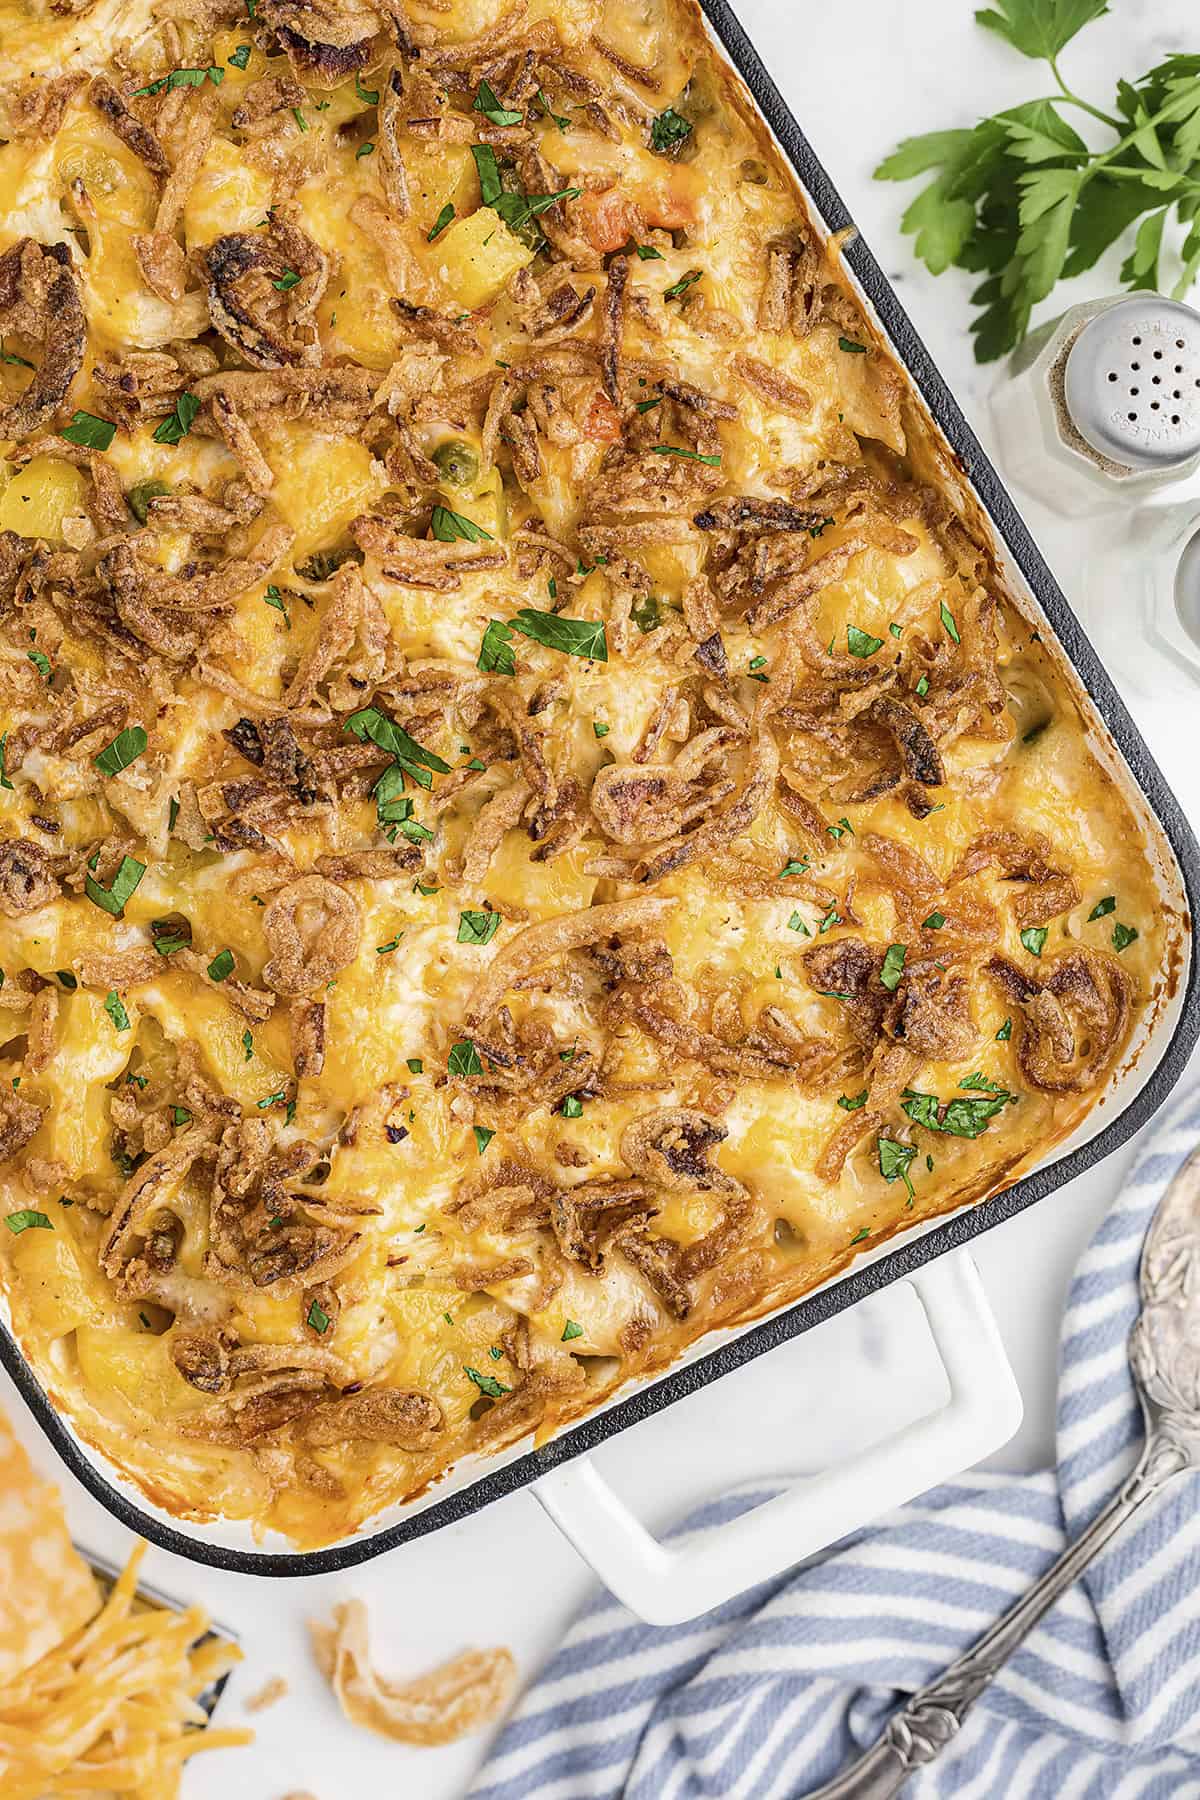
[808, 1432, 1192, 1800]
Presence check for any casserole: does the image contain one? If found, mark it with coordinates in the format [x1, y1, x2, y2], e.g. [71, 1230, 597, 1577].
[0, 0, 1196, 1604]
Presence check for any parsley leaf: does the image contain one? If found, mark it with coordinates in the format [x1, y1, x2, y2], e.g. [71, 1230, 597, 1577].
[537, 87, 569, 131]
[509, 608, 607, 662]
[875, 15, 1200, 359]
[94, 725, 147, 775]
[664, 268, 703, 301]
[355, 71, 379, 105]
[428, 202, 455, 241]
[478, 618, 517, 674]
[879, 1136, 917, 1198]
[473, 1125, 495, 1155]
[104, 990, 131, 1032]
[880, 943, 907, 991]
[923, 910, 947, 930]
[5, 1209, 52, 1234]
[449, 1038, 483, 1078]
[85, 854, 145, 917]
[61, 410, 116, 451]
[650, 107, 692, 154]
[902, 1084, 1017, 1139]
[838, 1089, 868, 1111]
[473, 77, 522, 126]
[996, 1017, 1013, 1041]
[1112, 921, 1139, 951]
[263, 583, 290, 627]
[307, 1298, 331, 1333]
[431, 504, 493, 544]
[465, 1364, 510, 1398]
[1089, 895, 1116, 919]
[207, 948, 235, 981]
[0, 733, 11, 790]
[561, 1318, 584, 1341]
[458, 908, 501, 946]
[227, 43, 252, 69]
[650, 444, 721, 465]
[27, 649, 50, 682]
[345, 706, 451, 792]
[1020, 925, 1049, 956]
[847, 624, 884, 658]
[152, 390, 199, 445]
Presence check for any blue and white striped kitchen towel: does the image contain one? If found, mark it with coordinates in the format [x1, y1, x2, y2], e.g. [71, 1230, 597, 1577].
[470, 1080, 1200, 1799]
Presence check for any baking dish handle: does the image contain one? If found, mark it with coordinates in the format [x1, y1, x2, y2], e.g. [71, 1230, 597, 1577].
[533, 1247, 1021, 1625]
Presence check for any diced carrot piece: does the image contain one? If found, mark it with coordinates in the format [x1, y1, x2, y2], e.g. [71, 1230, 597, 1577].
[583, 391, 623, 443]
[577, 189, 640, 255]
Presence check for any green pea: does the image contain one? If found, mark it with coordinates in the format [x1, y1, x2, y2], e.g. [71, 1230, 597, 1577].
[432, 440, 480, 487]
[126, 479, 171, 525]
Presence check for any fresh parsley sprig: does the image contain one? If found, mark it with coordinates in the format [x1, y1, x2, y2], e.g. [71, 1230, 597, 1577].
[876, 1, 1200, 360]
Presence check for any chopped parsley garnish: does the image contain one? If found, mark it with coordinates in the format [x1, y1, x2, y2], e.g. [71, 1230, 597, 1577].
[56, 971, 77, 989]
[133, 65, 223, 96]
[780, 858, 809, 878]
[376, 934, 403, 955]
[103, 990, 130, 1032]
[879, 1136, 917, 1198]
[356, 141, 375, 159]
[959, 1071, 1007, 1092]
[85, 854, 145, 917]
[846, 624, 884, 658]
[663, 268, 702, 301]
[635, 395, 663, 413]
[355, 71, 379, 105]
[242, 1028, 254, 1061]
[473, 77, 522, 126]
[650, 106, 693, 154]
[263, 583, 290, 627]
[650, 444, 721, 465]
[838, 1090, 868, 1111]
[922, 911, 946, 930]
[345, 705, 451, 792]
[915, 675, 930, 697]
[631, 595, 661, 633]
[256, 1090, 285, 1110]
[152, 390, 199, 445]
[510, 608, 607, 662]
[827, 817, 854, 840]
[818, 908, 842, 934]
[809, 516, 835, 538]
[307, 1298, 331, 1333]
[27, 649, 50, 681]
[61, 409, 116, 450]
[171, 1106, 191, 1125]
[838, 336, 868, 354]
[889, 622, 903, 639]
[431, 504, 493, 544]
[458, 908, 501, 947]
[787, 910, 811, 936]
[633, 241, 664, 260]
[0, 340, 34, 369]
[449, 1039, 483, 1078]
[537, 87, 569, 131]
[1089, 896, 1116, 920]
[473, 1125, 495, 1155]
[273, 268, 301, 291]
[901, 1084, 1017, 1139]
[292, 107, 307, 131]
[206, 948, 235, 982]
[1020, 925, 1048, 957]
[0, 734, 11, 790]
[407, 1057, 423, 1073]
[469, 144, 581, 234]
[5, 1210, 51, 1234]
[561, 1095, 584, 1119]
[850, 1226, 871, 1243]
[996, 1017, 1013, 1041]
[880, 943, 907, 991]
[561, 1319, 584, 1341]
[428, 202, 455, 240]
[940, 601, 961, 644]
[227, 43, 252, 68]
[1113, 922, 1139, 952]
[593, 720, 610, 739]
[94, 725, 147, 776]
[478, 618, 517, 674]
[465, 1365, 510, 1398]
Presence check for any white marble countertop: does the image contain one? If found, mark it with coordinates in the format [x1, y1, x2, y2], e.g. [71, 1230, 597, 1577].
[8, 2, 1200, 1795]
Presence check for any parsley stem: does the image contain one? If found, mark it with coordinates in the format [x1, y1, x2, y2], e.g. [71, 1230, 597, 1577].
[1046, 59, 1121, 132]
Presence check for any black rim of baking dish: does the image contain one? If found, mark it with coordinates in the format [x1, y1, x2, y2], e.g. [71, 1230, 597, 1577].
[5, 0, 1200, 1577]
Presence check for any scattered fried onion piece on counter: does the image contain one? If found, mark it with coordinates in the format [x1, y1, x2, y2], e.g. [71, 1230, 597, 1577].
[309, 1600, 516, 1746]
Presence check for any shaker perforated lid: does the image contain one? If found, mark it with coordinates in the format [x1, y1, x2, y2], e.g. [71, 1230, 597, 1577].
[1063, 297, 1200, 470]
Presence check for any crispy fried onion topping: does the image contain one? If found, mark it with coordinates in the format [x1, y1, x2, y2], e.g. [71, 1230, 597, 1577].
[988, 948, 1134, 1093]
[0, 239, 86, 441]
[262, 875, 362, 996]
[201, 220, 328, 369]
[310, 1600, 516, 1746]
[466, 896, 675, 1026]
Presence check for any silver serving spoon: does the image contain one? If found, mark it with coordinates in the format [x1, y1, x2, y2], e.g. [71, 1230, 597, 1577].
[810, 1143, 1200, 1799]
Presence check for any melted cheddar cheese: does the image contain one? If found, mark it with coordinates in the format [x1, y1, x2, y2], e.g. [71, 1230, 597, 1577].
[0, 0, 1180, 1546]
